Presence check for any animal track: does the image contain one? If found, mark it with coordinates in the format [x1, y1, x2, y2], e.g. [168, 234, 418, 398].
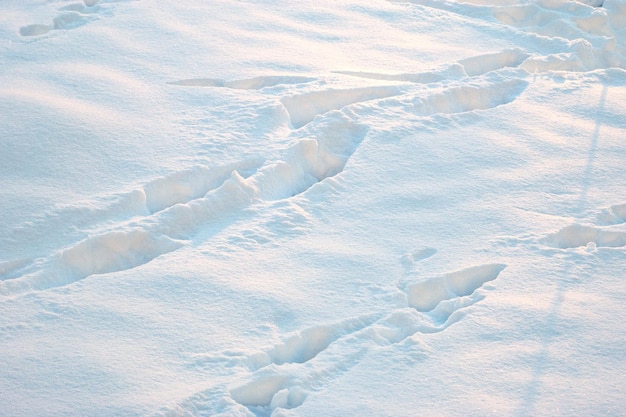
[170, 50, 528, 137]
[168, 75, 316, 90]
[230, 373, 296, 410]
[170, 75, 403, 130]
[491, 2, 610, 41]
[0, 230, 183, 296]
[401, 247, 438, 270]
[0, 259, 30, 282]
[0, 161, 265, 287]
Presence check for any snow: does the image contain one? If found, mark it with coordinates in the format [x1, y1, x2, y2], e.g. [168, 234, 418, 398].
[1, 0, 625, 416]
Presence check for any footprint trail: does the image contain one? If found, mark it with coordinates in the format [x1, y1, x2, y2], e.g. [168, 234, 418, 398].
[2, 50, 529, 296]
[335, 48, 529, 82]
[0, 114, 367, 296]
[281, 86, 402, 129]
[19, 0, 116, 37]
[154, 252, 506, 416]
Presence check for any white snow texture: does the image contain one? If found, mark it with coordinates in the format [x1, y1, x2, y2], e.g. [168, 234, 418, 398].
[1, 0, 625, 416]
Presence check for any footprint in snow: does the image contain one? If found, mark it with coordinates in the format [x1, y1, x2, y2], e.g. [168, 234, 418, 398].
[597, 203, 626, 226]
[19, 0, 131, 37]
[402, 263, 506, 325]
[336, 49, 529, 82]
[539, 201, 626, 250]
[1, 113, 367, 297]
[542, 223, 626, 250]
[192, 252, 507, 416]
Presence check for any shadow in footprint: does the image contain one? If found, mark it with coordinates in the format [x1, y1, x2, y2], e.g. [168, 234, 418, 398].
[334, 49, 529, 83]
[597, 203, 626, 225]
[281, 86, 402, 129]
[19, 24, 52, 36]
[20, 12, 94, 37]
[414, 78, 528, 116]
[404, 263, 506, 312]
[542, 224, 626, 249]
[249, 314, 378, 370]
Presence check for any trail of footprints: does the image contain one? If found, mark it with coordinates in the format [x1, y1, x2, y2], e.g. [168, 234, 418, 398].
[153, 249, 507, 416]
[171, 49, 530, 130]
[389, 0, 621, 72]
[19, 0, 131, 37]
[9, 4, 623, 415]
[1, 50, 531, 296]
[0, 115, 368, 295]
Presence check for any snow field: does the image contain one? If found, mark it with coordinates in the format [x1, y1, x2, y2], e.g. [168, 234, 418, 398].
[1, 0, 625, 416]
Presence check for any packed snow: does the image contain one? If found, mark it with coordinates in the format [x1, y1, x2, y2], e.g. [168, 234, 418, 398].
[1, 0, 625, 416]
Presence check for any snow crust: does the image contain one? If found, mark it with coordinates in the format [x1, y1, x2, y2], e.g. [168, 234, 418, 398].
[1, 0, 625, 416]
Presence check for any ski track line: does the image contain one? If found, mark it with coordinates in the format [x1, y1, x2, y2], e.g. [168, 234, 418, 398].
[0, 115, 368, 296]
[153, 252, 506, 416]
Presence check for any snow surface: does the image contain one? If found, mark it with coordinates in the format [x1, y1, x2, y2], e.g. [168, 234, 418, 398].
[1, 0, 625, 415]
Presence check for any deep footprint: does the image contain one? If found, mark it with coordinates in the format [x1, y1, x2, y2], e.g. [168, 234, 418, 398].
[0, 114, 366, 296]
[543, 224, 626, 249]
[281, 86, 402, 129]
[335, 49, 528, 83]
[414, 78, 528, 116]
[404, 263, 506, 312]
[597, 203, 626, 225]
[458, 49, 529, 77]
